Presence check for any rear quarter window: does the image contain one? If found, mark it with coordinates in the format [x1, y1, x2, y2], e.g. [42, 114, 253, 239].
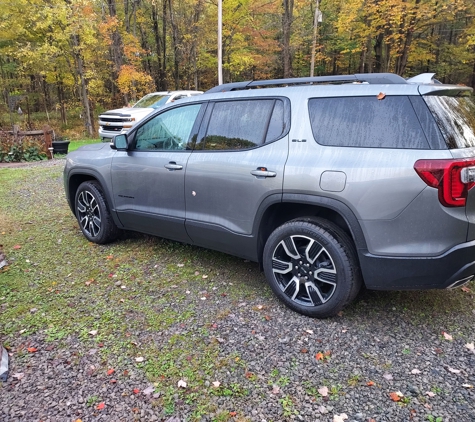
[423, 95, 475, 149]
[308, 96, 430, 149]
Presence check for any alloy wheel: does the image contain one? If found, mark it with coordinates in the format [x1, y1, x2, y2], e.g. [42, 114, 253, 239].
[271, 235, 337, 306]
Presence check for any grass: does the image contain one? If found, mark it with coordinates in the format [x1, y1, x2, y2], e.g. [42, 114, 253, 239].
[0, 164, 266, 420]
[68, 139, 101, 152]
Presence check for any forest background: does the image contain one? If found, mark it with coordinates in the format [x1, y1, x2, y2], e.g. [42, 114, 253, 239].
[1, 0, 475, 138]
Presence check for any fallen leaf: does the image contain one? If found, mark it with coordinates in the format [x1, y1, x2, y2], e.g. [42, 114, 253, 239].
[462, 384, 473, 388]
[106, 255, 113, 259]
[442, 331, 453, 341]
[383, 373, 393, 381]
[318, 405, 327, 414]
[377, 92, 386, 100]
[133, 388, 140, 394]
[316, 352, 324, 361]
[448, 367, 461, 374]
[461, 286, 471, 292]
[366, 381, 375, 386]
[27, 347, 38, 353]
[212, 381, 221, 388]
[229, 411, 237, 417]
[411, 369, 421, 374]
[333, 414, 348, 422]
[135, 356, 144, 362]
[305, 329, 314, 334]
[96, 402, 105, 410]
[177, 263, 184, 267]
[74, 419, 83, 422]
[12, 373, 24, 380]
[142, 385, 155, 395]
[178, 379, 187, 388]
[318, 386, 329, 397]
[13, 245, 21, 250]
[88, 330, 98, 336]
[107, 369, 115, 375]
[202, 275, 208, 279]
[465, 342, 474, 353]
[264, 315, 271, 321]
[426, 391, 436, 397]
[110, 379, 117, 384]
[389, 392, 402, 402]
[272, 384, 280, 394]
[300, 348, 308, 353]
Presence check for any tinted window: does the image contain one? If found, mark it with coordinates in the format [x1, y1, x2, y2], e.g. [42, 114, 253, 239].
[423, 95, 475, 149]
[199, 99, 284, 150]
[308, 96, 430, 149]
[135, 104, 201, 151]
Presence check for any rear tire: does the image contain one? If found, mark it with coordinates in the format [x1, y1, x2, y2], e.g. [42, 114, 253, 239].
[75, 181, 119, 244]
[263, 218, 362, 318]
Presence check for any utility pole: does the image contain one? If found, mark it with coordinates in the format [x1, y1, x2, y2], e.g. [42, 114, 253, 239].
[218, 0, 223, 85]
[310, 0, 321, 77]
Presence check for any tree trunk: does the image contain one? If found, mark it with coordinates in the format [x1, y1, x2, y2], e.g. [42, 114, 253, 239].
[71, 34, 94, 137]
[282, 0, 294, 78]
[168, 0, 180, 89]
[107, 0, 125, 101]
[151, 2, 166, 90]
[374, 33, 384, 73]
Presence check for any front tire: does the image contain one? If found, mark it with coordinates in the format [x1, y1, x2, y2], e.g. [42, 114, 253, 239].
[75, 181, 119, 244]
[263, 218, 361, 318]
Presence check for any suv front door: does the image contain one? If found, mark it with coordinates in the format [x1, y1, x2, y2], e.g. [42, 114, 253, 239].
[111, 103, 204, 242]
[185, 98, 290, 259]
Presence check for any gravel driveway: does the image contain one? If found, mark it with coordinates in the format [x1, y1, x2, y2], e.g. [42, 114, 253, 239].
[1, 159, 475, 422]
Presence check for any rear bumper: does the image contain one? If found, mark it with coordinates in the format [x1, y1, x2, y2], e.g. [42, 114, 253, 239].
[359, 240, 475, 290]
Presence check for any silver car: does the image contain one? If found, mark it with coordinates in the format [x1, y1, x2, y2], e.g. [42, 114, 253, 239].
[64, 73, 475, 317]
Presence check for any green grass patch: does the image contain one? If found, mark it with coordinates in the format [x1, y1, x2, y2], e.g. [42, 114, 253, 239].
[68, 139, 101, 152]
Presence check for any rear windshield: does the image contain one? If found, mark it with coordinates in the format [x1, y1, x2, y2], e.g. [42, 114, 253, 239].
[423, 95, 475, 149]
[133, 94, 171, 109]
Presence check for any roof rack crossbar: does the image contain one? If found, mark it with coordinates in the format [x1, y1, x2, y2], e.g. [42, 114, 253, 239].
[205, 73, 407, 93]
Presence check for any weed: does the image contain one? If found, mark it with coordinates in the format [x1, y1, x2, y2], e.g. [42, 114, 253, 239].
[426, 415, 443, 422]
[277, 376, 290, 387]
[348, 374, 361, 387]
[279, 395, 297, 417]
[86, 395, 100, 407]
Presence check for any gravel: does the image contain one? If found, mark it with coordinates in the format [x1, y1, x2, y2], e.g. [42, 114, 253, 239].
[1, 159, 475, 422]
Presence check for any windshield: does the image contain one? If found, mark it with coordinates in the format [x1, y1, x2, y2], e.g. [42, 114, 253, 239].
[133, 94, 171, 109]
[424, 95, 475, 149]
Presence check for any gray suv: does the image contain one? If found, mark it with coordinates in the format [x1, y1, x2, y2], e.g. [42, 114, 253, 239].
[64, 73, 475, 318]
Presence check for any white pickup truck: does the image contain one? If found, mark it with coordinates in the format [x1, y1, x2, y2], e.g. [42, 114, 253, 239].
[98, 90, 203, 141]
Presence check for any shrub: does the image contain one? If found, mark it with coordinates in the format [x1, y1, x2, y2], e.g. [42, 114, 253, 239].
[0, 132, 48, 162]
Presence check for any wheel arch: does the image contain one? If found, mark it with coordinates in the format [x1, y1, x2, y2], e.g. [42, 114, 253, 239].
[255, 194, 367, 266]
[66, 169, 122, 228]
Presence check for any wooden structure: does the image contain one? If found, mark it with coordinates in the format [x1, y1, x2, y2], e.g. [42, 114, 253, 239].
[5, 125, 54, 159]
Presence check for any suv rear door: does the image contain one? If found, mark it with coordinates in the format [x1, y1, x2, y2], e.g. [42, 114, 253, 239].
[184, 98, 290, 259]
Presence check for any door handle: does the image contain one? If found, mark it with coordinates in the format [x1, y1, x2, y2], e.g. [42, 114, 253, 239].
[165, 161, 183, 171]
[250, 167, 277, 178]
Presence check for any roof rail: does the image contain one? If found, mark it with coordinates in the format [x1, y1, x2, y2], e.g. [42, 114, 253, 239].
[205, 73, 407, 93]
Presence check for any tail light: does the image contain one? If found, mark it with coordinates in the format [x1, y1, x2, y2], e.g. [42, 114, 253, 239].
[414, 158, 475, 207]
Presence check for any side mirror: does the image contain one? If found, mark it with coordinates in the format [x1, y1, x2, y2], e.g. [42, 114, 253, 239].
[111, 134, 128, 150]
